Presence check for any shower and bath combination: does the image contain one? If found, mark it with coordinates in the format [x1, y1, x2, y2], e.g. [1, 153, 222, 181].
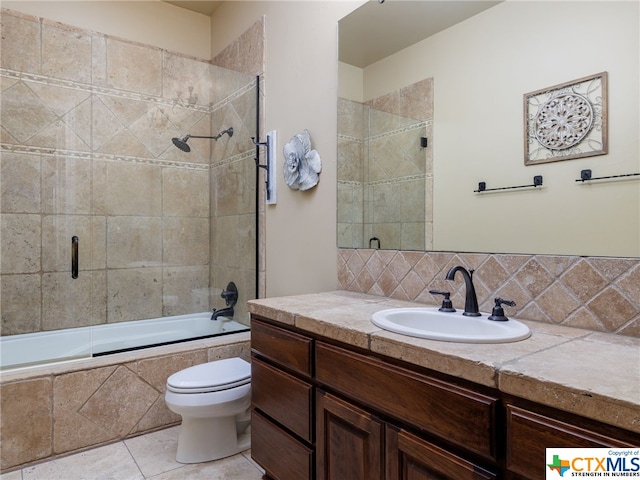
[171, 127, 234, 152]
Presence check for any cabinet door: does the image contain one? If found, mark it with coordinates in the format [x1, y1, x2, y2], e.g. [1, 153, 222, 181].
[386, 426, 496, 480]
[316, 390, 384, 480]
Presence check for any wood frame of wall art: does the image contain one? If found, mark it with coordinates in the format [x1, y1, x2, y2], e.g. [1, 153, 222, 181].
[523, 71, 608, 166]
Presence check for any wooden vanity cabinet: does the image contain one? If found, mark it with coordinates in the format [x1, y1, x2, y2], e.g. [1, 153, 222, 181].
[250, 315, 640, 480]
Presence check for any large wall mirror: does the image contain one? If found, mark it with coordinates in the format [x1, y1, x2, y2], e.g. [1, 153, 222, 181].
[337, 1, 640, 257]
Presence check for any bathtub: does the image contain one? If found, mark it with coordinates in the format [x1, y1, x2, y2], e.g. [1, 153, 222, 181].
[0, 313, 249, 370]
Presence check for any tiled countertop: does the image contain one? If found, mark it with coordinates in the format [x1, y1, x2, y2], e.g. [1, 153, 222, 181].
[248, 290, 640, 434]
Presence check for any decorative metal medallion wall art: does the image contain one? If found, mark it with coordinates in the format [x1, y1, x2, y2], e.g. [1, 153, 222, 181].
[524, 72, 607, 165]
[283, 129, 322, 191]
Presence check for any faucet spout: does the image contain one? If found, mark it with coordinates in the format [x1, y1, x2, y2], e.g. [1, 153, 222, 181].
[445, 266, 481, 317]
[211, 307, 234, 320]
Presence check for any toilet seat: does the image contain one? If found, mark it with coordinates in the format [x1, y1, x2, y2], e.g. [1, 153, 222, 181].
[167, 357, 251, 394]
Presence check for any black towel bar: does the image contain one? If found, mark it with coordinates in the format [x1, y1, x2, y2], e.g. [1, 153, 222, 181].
[475, 175, 543, 193]
[575, 169, 640, 182]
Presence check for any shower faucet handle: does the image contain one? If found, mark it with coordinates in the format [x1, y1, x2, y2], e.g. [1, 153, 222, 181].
[220, 282, 238, 308]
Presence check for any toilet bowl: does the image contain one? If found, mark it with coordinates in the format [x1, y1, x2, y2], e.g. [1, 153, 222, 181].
[165, 357, 251, 463]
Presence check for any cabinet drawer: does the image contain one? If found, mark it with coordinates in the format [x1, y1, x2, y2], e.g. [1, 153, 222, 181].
[252, 409, 313, 480]
[316, 342, 498, 461]
[506, 405, 637, 479]
[251, 318, 313, 377]
[252, 355, 313, 442]
[387, 425, 496, 480]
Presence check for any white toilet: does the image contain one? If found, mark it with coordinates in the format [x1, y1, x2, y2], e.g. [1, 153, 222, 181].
[164, 357, 251, 463]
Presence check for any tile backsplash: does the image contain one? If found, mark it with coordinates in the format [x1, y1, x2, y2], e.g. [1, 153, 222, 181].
[338, 249, 640, 337]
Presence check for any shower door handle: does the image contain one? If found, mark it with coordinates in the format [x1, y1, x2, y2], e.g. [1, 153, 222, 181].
[71, 236, 79, 279]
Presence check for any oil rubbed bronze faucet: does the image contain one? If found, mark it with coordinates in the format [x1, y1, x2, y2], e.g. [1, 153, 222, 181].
[211, 282, 238, 320]
[445, 266, 481, 316]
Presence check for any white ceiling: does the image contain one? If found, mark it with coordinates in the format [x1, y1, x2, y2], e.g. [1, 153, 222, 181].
[339, 1, 501, 68]
[164, 1, 222, 16]
[163, 1, 501, 68]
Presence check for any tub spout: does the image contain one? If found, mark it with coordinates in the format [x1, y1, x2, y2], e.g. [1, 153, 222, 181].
[211, 307, 234, 320]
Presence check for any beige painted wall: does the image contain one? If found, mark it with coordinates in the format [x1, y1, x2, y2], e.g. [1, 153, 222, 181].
[2, 1, 211, 59]
[361, 1, 640, 257]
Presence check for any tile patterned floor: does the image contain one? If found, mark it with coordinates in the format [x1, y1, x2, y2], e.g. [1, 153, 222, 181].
[0, 426, 264, 480]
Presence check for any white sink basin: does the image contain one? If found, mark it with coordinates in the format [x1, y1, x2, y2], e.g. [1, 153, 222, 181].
[371, 308, 531, 343]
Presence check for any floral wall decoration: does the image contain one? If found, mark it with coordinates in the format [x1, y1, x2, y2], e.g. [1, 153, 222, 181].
[524, 72, 608, 165]
[283, 129, 322, 190]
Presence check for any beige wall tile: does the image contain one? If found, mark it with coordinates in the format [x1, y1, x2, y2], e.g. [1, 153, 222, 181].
[106, 38, 162, 96]
[163, 217, 209, 266]
[107, 216, 162, 268]
[162, 167, 209, 217]
[211, 214, 255, 270]
[136, 350, 208, 392]
[53, 366, 118, 454]
[0, 152, 41, 213]
[94, 161, 162, 216]
[0, 12, 41, 73]
[212, 16, 264, 77]
[42, 22, 92, 83]
[0, 214, 41, 274]
[42, 271, 99, 330]
[42, 156, 92, 215]
[162, 266, 210, 316]
[107, 268, 163, 322]
[339, 249, 640, 337]
[79, 366, 158, 437]
[1, 82, 58, 144]
[162, 52, 214, 107]
[0, 378, 52, 470]
[0, 274, 41, 335]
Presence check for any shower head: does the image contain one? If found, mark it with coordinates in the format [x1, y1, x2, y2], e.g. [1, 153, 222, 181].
[172, 135, 192, 152]
[171, 128, 234, 153]
[213, 127, 234, 140]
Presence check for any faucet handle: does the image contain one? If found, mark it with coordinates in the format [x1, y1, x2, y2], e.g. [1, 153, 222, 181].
[220, 281, 238, 307]
[496, 297, 516, 307]
[488, 297, 517, 321]
[428, 290, 456, 312]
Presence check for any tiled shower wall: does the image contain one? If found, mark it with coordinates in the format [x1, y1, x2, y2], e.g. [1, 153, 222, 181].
[0, 10, 266, 473]
[338, 248, 640, 337]
[0, 8, 257, 334]
[210, 16, 266, 317]
[337, 78, 433, 251]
